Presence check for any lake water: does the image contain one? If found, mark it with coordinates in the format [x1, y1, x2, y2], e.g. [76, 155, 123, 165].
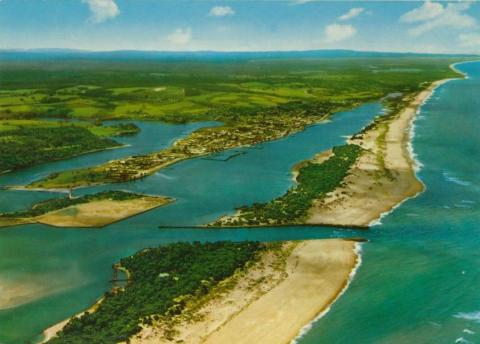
[0, 61, 477, 344]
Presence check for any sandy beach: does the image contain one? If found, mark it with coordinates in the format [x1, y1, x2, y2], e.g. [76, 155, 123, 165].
[0, 196, 172, 229]
[128, 239, 359, 344]
[307, 79, 453, 227]
[36, 196, 171, 228]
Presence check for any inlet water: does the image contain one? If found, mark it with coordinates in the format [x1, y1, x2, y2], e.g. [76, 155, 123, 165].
[0, 101, 381, 343]
[2, 61, 477, 344]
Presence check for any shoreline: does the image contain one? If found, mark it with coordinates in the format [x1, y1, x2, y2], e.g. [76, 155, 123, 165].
[206, 76, 460, 229]
[128, 239, 360, 344]
[291, 241, 363, 343]
[369, 78, 450, 226]
[305, 77, 458, 227]
[0, 143, 129, 180]
[40, 297, 105, 343]
[23, 112, 339, 191]
[0, 195, 173, 229]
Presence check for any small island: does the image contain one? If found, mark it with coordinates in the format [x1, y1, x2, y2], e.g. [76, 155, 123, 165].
[0, 190, 172, 228]
[42, 239, 360, 344]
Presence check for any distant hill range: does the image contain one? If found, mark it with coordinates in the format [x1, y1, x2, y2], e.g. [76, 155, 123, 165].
[0, 49, 477, 61]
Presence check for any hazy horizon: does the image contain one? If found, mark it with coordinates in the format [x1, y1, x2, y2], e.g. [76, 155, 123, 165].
[1, 1, 480, 55]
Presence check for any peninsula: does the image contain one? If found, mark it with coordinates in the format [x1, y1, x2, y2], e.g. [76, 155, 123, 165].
[42, 239, 360, 344]
[211, 76, 460, 228]
[0, 191, 172, 228]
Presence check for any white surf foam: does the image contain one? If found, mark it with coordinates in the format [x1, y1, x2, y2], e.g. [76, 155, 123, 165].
[290, 242, 363, 344]
[454, 311, 480, 323]
[370, 74, 462, 227]
[442, 172, 471, 187]
[155, 172, 174, 180]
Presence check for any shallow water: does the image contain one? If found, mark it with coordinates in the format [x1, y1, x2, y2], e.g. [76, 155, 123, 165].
[0, 100, 382, 343]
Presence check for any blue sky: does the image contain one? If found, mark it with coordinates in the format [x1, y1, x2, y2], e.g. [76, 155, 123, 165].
[1, 0, 479, 53]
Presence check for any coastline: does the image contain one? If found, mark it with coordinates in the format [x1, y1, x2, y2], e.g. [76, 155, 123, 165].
[40, 297, 105, 343]
[128, 239, 359, 344]
[306, 77, 457, 227]
[370, 77, 453, 226]
[291, 241, 363, 343]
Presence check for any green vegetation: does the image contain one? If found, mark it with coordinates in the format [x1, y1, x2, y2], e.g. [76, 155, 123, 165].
[212, 144, 362, 226]
[0, 58, 461, 123]
[48, 241, 263, 344]
[0, 120, 139, 173]
[3, 57, 461, 188]
[0, 190, 142, 219]
[87, 122, 140, 137]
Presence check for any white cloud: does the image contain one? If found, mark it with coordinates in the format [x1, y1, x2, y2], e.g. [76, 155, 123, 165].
[325, 23, 356, 43]
[459, 33, 480, 48]
[209, 6, 235, 17]
[291, 0, 314, 4]
[400, 1, 443, 23]
[400, 1, 476, 36]
[339, 8, 364, 21]
[82, 0, 119, 23]
[167, 28, 192, 45]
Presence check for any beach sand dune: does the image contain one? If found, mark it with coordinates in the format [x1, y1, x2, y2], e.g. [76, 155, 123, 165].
[307, 79, 452, 227]
[130, 239, 359, 344]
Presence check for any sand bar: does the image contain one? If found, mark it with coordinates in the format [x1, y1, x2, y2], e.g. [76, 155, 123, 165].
[0, 196, 172, 229]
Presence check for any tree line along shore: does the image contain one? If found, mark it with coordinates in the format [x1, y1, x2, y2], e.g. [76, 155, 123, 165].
[42, 239, 360, 344]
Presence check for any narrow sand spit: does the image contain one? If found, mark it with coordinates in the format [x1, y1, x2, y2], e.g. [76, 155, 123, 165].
[37, 197, 170, 228]
[129, 239, 359, 344]
[0, 196, 171, 229]
[307, 79, 453, 227]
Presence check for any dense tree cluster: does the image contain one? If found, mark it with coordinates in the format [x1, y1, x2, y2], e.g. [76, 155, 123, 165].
[0, 126, 119, 173]
[216, 144, 362, 226]
[49, 241, 262, 344]
[109, 123, 140, 136]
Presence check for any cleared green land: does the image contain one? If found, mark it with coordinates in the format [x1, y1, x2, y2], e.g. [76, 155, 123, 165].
[0, 58, 461, 123]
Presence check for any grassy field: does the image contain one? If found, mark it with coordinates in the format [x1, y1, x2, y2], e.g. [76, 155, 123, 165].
[0, 57, 461, 123]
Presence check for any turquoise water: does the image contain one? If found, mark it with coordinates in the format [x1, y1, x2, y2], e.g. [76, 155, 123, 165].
[0, 101, 382, 343]
[0, 61, 477, 344]
[300, 61, 480, 344]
